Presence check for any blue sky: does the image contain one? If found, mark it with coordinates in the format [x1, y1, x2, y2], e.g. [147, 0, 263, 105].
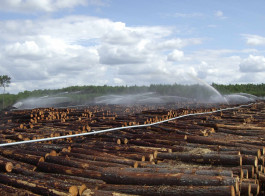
[0, 0, 265, 93]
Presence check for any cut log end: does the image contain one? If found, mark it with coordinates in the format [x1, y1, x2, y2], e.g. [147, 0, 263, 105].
[133, 162, 138, 168]
[79, 184, 87, 196]
[5, 162, 13, 172]
[69, 185, 79, 196]
[49, 150, 57, 156]
[39, 157, 45, 163]
[116, 139, 121, 145]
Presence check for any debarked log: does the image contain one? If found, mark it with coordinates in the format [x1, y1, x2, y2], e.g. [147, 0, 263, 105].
[99, 184, 236, 196]
[101, 167, 239, 187]
[156, 152, 242, 166]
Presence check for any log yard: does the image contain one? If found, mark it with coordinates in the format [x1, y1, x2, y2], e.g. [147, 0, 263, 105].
[0, 99, 264, 196]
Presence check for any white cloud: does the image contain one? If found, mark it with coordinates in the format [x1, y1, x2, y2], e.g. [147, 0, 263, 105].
[98, 44, 148, 65]
[186, 50, 243, 84]
[239, 55, 265, 72]
[0, 13, 264, 94]
[0, 0, 107, 13]
[167, 50, 184, 61]
[113, 78, 123, 84]
[149, 38, 202, 51]
[0, 16, 189, 93]
[242, 34, 265, 46]
[237, 72, 265, 84]
[0, 0, 88, 12]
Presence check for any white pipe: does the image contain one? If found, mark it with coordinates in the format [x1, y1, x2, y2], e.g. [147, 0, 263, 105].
[0, 103, 256, 147]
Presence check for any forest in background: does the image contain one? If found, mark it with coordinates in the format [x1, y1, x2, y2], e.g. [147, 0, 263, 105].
[0, 83, 264, 110]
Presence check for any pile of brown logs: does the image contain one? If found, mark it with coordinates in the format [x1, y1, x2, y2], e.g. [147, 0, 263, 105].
[0, 101, 264, 195]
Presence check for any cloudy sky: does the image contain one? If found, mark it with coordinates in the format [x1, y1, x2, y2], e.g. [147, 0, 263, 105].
[0, 0, 265, 93]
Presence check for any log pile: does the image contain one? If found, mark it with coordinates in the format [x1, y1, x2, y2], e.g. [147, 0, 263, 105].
[0, 101, 264, 195]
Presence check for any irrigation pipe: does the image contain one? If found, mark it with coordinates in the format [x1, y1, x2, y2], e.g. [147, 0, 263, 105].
[0, 102, 258, 147]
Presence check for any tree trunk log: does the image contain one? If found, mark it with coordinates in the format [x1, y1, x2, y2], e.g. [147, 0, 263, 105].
[101, 167, 239, 187]
[113, 167, 233, 177]
[0, 148, 44, 165]
[37, 161, 102, 180]
[157, 152, 242, 166]
[99, 184, 236, 196]
[0, 158, 13, 172]
[0, 173, 70, 196]
[69, 148, 138, 168]
[0, 183, 39, 196]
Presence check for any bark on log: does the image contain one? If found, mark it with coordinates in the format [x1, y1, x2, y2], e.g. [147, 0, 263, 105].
[69, 156, 131, 169]
[239, 182, 251, 196]
[6, 167, 84, 196]
[99, 184, 236, 196]
[249, 183, 260, 196]
[69, 148, 138, 168]
[45, 155, 92, 170]
[49, 173, 106, 189]
[156, 152, 242, 166]
[37, 161, 102, 179]
[241, 155, 258, 167]
[0, 158, 13, 172]
[81, 188, 131, 196]
[113, 167, 233, 177]
[0, 173, 70, 196]
[101, 167, 239, 187]
[0, 183, 40, 196]
[0, 148, 44, 165]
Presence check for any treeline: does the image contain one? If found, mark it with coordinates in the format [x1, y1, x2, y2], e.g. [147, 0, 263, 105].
[0, 83, 264, 109]
[212, 83, 265, 97]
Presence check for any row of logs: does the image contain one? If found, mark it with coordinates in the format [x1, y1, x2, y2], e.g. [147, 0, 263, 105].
[0, 101, 264, 195]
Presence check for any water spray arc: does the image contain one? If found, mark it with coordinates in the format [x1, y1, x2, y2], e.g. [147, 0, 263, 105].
[0, 102, 256, 147]
[187, 74, 228, 104]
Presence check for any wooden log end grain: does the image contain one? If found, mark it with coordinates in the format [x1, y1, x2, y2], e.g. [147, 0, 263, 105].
[79, 184, 87, 196]
[116, 139, 121, 145]
[123, 138, 128, 144]
[69, 185, 79, 196]
[153, 150, 158, 159]
[5, 162, 13, 172]
[49, 150, 58, 157]
[0, 160, 13, 172]
[133, 162, 138, 168]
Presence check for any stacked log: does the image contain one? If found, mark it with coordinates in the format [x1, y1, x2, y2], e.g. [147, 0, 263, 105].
[0, 101, 263, 195]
